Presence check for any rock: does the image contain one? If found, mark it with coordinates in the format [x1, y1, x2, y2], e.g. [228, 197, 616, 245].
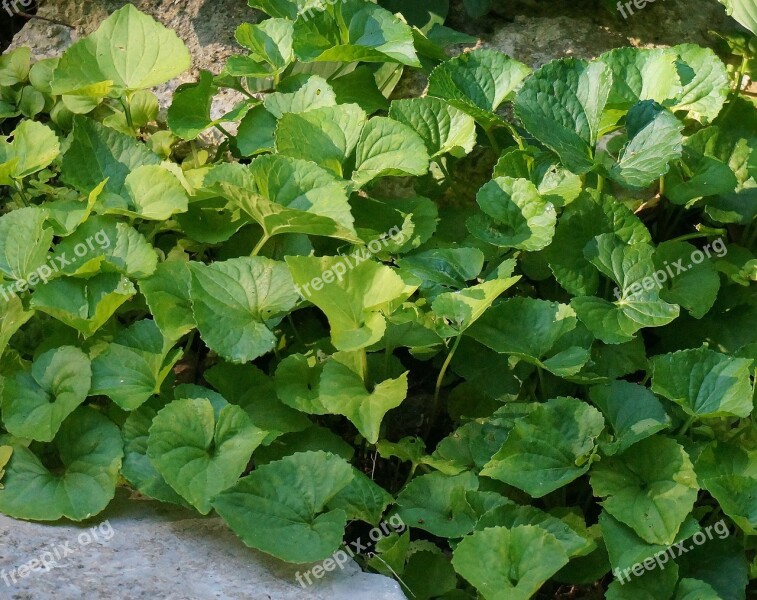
[0, 490, 407, 600]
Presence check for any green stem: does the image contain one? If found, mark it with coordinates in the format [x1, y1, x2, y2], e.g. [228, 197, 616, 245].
[733, 55, 749, 95]
[536, 366, 546, 399]
[215, 124, 233, 138]
[502, 121, 525, 151]
[119, 96, 134, 131]
[436, 158, 451, 181]
[13, 179, 29, 207]
[669, 232, 714, 244]
[330, 62, 351, 80]
[428, 335, 462, 434]
[678, 415, 697, 436]
[251, 233, 271, 256]
[659, 175, 665, 199]
[484, 127, 501, 155]
[596, 175, 605, 195]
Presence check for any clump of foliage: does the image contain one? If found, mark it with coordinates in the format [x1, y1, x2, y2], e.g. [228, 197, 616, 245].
[0, 0, 756, 598]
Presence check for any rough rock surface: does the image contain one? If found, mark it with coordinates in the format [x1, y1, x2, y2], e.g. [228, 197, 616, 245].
[0, 490, 407, 600]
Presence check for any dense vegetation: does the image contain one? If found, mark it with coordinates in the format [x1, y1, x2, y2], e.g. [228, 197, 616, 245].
[0, 0, 756, 598]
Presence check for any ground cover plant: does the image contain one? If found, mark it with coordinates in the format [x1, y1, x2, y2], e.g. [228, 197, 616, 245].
[0, 0, 756, 597]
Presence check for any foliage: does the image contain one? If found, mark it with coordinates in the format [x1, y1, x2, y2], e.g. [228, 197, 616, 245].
[0, 1, 756, 598]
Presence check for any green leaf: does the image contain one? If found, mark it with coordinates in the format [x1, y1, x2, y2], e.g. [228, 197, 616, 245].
[218, 156, 358, 242]
[230, 18, 294, 78]
[481, 397, 604, 497]
[476, 503, 595, 558]
[104, 164, 189, 220]
[292, 0, 420, 67]
[121, 398, 189, 506]
[286, 255, 412, 350]
[0, 295, 33, 357]
[139, 261, 195, 342]
[427, 49, 531, 129]
[572, 234, 679, 344]
[274, 353, 328, 415]
[274, 103, 367, 176]
[467, 177, 557, 251]
[50, 216, 158, 280]
[51, 4, 191, 96]
[431, 260, 521, 336]
[599, 510, 700, 573]
[0, 446, 10, 489]
[397, 247, 484, 299]
[330, 66, 390, 114]
[189, 257, 298, 363]
[61, 116, 161, 195]
[664, 127, 741, 205]
[651, 347, 753, 418]
[702, 475, 757, 534]
[389, 97, 476, 158]
[235, 105, 277, 156]
[604, 101, 683, 189]
[590, 436, 699, 545]
[452, 525, 570, 600]
[467, 297, 590, 376]
[205, 362, 312, 442]
[719, 0, 757, 33]
[1, 346, 91, 442]
[589, 381, 671, 456]
[263, 74, 336, 118]
[0, 206, 53, 281]
[327, 468, 393, 524]
[515, 58, 611, 173]
[352, 116, 430, 187]
[147, 397, 265, 514]
[212, 451, 354, 562]
[545, 192, 651, 296]
[167, 71, 250, 140]
[396, 471, 479, 537]
[671, 44, 730, 124]
[30, 273, 136, 337]
[597, 47, 682, 111]
[654, 240, 721, 318]
[0, 407, 123, 521]
[91, 319, 182, 410]
[0, 120, 60, 184]
[319, 356, 408, 444]
[0, 47, 30, 86]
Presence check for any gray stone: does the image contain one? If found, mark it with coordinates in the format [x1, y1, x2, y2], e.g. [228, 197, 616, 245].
[0, 490, 407, 600]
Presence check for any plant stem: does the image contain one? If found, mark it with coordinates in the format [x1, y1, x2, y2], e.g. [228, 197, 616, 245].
[427, 334, 462, 435]
[596, 175, 605, 195]
[14, 180, 29, 206]
[669, 231, 714, 244]
[120, 96, 134, 132]
[251, 233, 271, 256]
[678, 415, 697, 436]
[658, 175, 665, 199]
[502, 121, 525, 151]
[215, 124, 233, 138]
[484, 127, 501, 155]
